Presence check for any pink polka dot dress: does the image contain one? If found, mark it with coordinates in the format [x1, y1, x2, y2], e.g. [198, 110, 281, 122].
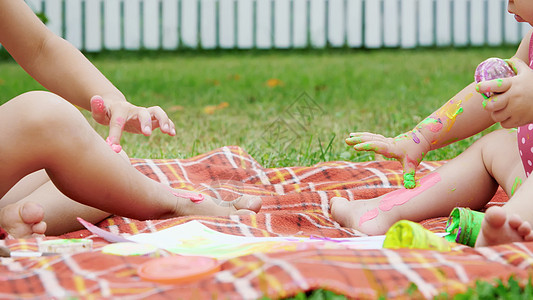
[517, 34, 533, 177]
[518, 125, 533, 177]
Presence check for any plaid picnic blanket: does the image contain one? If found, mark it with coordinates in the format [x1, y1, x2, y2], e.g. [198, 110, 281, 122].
[0, 146, 530, 299]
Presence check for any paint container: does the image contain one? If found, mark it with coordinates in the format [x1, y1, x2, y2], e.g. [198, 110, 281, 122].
[102, 242, 162, 257]
[444, 207, 484, 247]
[137, 255, 221, 284]
[383, 220, 451, 251]
[38, 239, 93, 254]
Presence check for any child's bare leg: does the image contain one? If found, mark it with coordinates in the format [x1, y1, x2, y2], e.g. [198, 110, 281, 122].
[0, 92, 261, 237]
[2, 144, 130, 236]
[331, 129, 523, 235]
[1, 170, 111, 235]
[475, 163, 533, 246]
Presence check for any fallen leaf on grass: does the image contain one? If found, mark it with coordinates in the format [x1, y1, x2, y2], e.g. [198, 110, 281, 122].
[168, 105, 184, 112]
[266, 78, 283, 87]
[203, 102, 230, 115]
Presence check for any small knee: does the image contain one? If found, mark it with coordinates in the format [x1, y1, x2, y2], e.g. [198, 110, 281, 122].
[15, 91, 84, 134]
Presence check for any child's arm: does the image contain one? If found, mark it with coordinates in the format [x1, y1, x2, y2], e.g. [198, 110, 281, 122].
[348, 30, 532, 188]
[0, 0, 175, 145]
[348, 83, 495, 188]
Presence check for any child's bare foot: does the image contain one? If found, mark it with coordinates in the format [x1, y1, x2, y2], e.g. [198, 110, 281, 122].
[475, 206, 533, 247]
[330, 197, 399, 235]
[170, 189, 262, 217]
[0, 202, 47, 238]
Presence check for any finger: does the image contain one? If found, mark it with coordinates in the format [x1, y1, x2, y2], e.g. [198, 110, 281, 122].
[491, 108, 511, 125]
[354, 141, 397, 159]
[168, 119, 176, 136]
[476, 77, 512, 95]
[148, 106, 172, 134]
[506, 57, 528, 74]
[483, 94, 508, 112]
[498, 116, 515, 128]
[90, 95, 109, 125]
[107, 110, 128, 147]
[346, 132, 386, 145]
[136, 109, 153, 136]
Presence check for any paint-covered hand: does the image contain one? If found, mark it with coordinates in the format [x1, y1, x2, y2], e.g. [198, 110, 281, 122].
[90, 95, 176, 150]
[477, 58, 533, 128]
[346, 131, 429, 188]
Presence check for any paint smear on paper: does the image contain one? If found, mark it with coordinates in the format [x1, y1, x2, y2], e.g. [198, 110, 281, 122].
[378, 172, 441, 211]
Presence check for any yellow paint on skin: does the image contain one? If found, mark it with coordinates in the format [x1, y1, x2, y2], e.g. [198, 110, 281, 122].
[432, 94, 472, 145]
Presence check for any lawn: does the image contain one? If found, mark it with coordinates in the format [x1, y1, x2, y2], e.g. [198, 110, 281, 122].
[0, 46, 523, 298]
[0, 46, 515, 167]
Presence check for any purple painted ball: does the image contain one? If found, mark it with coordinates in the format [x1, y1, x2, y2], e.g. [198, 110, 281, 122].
[474, 57, 515, 97]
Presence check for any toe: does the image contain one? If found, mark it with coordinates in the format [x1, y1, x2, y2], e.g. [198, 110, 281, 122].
[517, 221, 532, 238]
[20, 203, 45, 224]
[32, 222, 47, 235]
[233, 196, 262, 213]
[484, 206, 507, 228]
[508, 213, 523, 230]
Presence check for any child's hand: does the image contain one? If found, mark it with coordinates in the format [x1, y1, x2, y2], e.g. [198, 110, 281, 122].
[90, 95, 176, 148]
[477, 58, 533, 128]
[346, 131, 429, 188]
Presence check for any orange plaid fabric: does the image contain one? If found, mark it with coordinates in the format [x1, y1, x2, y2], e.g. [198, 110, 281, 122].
[1, 146, 526, 299]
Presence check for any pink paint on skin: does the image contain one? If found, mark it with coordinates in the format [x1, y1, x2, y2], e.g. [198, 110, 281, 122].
[163, 184, 204, 203]
[90, 96, 105, 114]
[116, 117, 126, 129]
[172, 191, 205, 203]
[378, 172, 441, 211]
[428, 119, 443, 133]
[405, 154, 419, 167]
[106, 136, 122, 153]
[358, 208, 379, 227]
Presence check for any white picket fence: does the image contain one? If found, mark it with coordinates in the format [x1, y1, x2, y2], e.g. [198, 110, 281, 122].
[25, 0, 532, 52]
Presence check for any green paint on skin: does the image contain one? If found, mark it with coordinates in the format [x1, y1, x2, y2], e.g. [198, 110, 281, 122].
[496, 78, 504, 87]
[511, 177, 522, 196]
[346, 137, 362, 144]
[403, 171, 416, 189]
[451, 188, 456, 192]
[356, 143, 378, 151]
[482, 100, 488, 108]
[453, 107, 463, 117]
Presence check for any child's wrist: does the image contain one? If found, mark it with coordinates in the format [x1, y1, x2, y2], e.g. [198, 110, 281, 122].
[410, 128, 432, 153]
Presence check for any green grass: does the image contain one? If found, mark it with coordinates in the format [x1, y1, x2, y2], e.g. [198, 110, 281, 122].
[1, 47, 528, 298]
[0, 47, 515, 167]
